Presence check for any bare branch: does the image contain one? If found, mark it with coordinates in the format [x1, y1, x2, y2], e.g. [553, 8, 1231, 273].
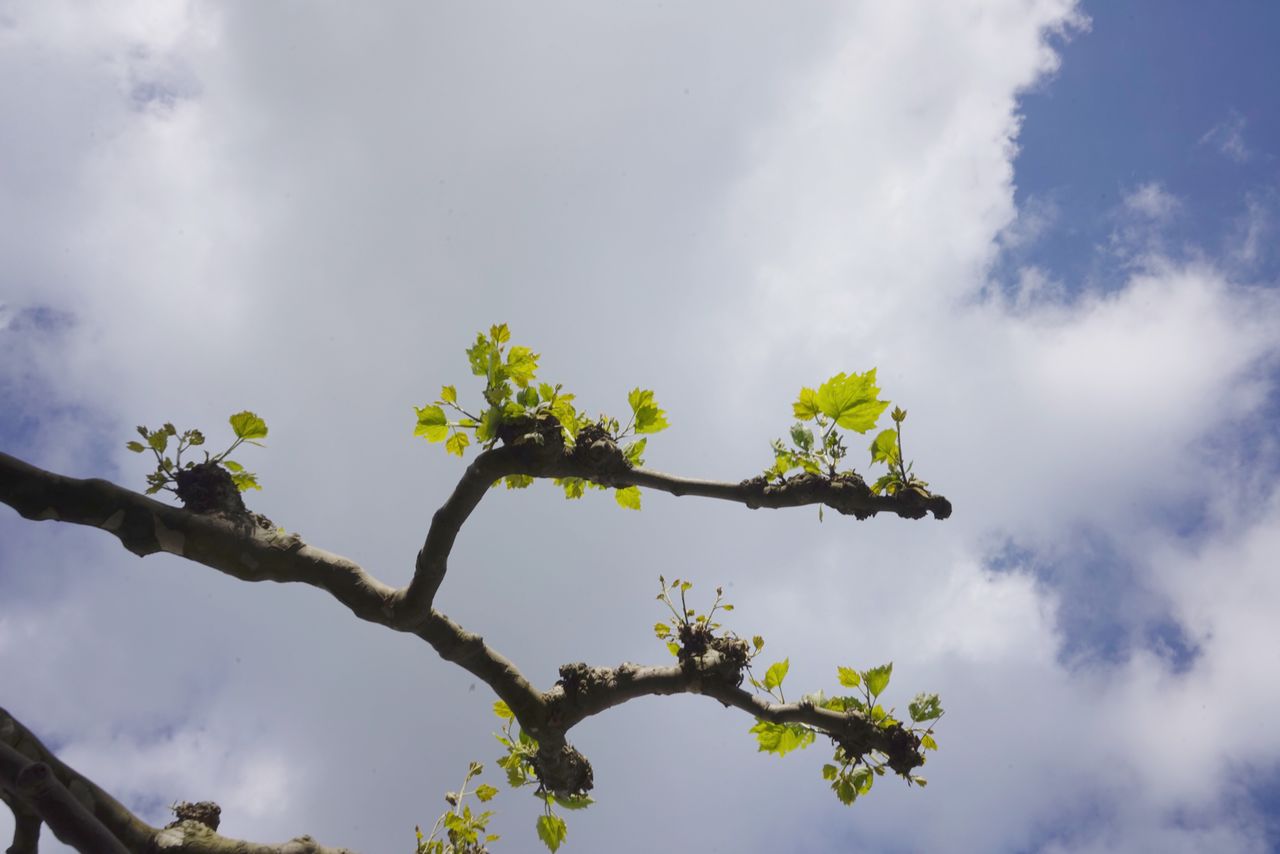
[0, 708, 357, 854]
[0, 452, 549, 736]
[1, 788, 42, 854]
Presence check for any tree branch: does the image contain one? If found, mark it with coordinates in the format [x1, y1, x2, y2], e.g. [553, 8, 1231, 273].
[1, 788, 41, 854]
[0, 708, 357, 854]
[0, 451, 552, 742]
[1, 438, 946, 815]
[543, 657, 918, 773]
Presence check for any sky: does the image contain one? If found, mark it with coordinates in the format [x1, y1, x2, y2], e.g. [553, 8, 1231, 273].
[1, 2, 1279, 852]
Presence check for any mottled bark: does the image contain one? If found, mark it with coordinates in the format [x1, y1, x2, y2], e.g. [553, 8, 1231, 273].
[0, 439, 949, 850]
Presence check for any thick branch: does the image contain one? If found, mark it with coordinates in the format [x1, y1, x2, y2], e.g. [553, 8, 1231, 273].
[542, 657, 919, 773]
[1, 439, 947, 805]
[393, 425, 949, 626]
[0, 452, 546, 724]
[0, 708, 356, 854]
[1, 788, 41, 854]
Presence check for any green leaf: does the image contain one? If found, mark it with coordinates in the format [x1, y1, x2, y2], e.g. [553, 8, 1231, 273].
[185, 430, 204, 446]
[623, 438, 647, 466]
[536, 814, 567, 852]
[476, 407, 501, 443]
[490, 323, 511, 344]
[441, 385, 457, 404]
[474, 784, 498, 803]
[869, 429, 900, 466]
[230, 471, 260, 492]
[814, 371, 889, 433]
[125, 441, 146, 453]
[147, 431, 168, 453]
[222, 459, 244, 472]
[836, 666, 861, 688]
[446, 432, 470, 457]
[666, 641, 681, 657]
[789, 424, 814, 451]
[822, 763, 838, 781]
[467, 334, 495, 377]
[517, 386, 539, 407]
[549, 397, 579, 437]
[551, 795, 593, 811]
[921, 733, 938, 751]
[891, 405, 907, 423]
[853, 767, 874, 794]
[793, 387, 820, 421]
[229, 411, 268, 440]
[504, 474, 534, 489]
[414, 405, 450, 442]
[834, 777, 857, 805]
[908, 692, 943, 722]
[752, 635, 765, 652]
[654, 622, 671, 639]
[492, 701, 514, 720]
[870, 473, 899, 495]
[748, 720, 814, 756]
[558, 477, 585, 500]
[862, 662, 893, 698]
[614, 485, 642, 510]
[627, 388, 669, 434]
[763, 658, 790, 692]
[505, 346, 539, 387]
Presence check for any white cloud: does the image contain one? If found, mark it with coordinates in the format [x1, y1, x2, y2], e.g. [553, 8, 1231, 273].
[3, 2, 1279, 853]
[1123, 182, 1181, 221]
[1199, 109, 1251, 164]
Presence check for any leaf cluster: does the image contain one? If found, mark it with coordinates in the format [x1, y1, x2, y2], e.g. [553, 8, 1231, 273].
[414, 324, 667, 510]
[491, 702, 591, 853]
[746, 659, 944, 805]
[765, 373, 932, 506]
[867, 406, 930, 498]
[126, 411, 267, 495]
[416, 761, 500, 854]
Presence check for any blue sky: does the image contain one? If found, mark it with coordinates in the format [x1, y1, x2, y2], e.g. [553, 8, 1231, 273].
[2, 2, 1279, 852]
[1006, 1, 1280, 288]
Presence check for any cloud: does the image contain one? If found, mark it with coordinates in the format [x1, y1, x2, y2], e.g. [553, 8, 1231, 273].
[1122, 182, 1181, 221]
[1199, 109, 1251, 163]
[4, 2, 1280, 853]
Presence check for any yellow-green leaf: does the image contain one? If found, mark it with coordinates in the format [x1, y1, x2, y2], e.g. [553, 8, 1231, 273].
[837, 666, 861, 688]
[862, 662, 893, 698]
[441, 385, 457, 404]
[535, 814, 567, 852]
[627, 388, 670, 434]
[414, 405, 449, 442]
[446, 431, 470, 457]
[763, 658, 790, 691]
[869, 428, 900, 466]
[474, 784, 498, 802]
[793, 387, 820, 420]
[492, 701, 513, 720]
[614, 485, 642, 510]
[814, 371, 889, 433]
[125, 441, 146, 453]
[229, 411, 268, 440]
[748, 719, 814, 756]
[505, 345, 538, 387]
[490, 323, 511, 344]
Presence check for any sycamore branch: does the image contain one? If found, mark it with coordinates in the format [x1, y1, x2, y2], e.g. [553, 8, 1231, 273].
[0, 708, 355, 854]
[0, 434, 947, 813]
